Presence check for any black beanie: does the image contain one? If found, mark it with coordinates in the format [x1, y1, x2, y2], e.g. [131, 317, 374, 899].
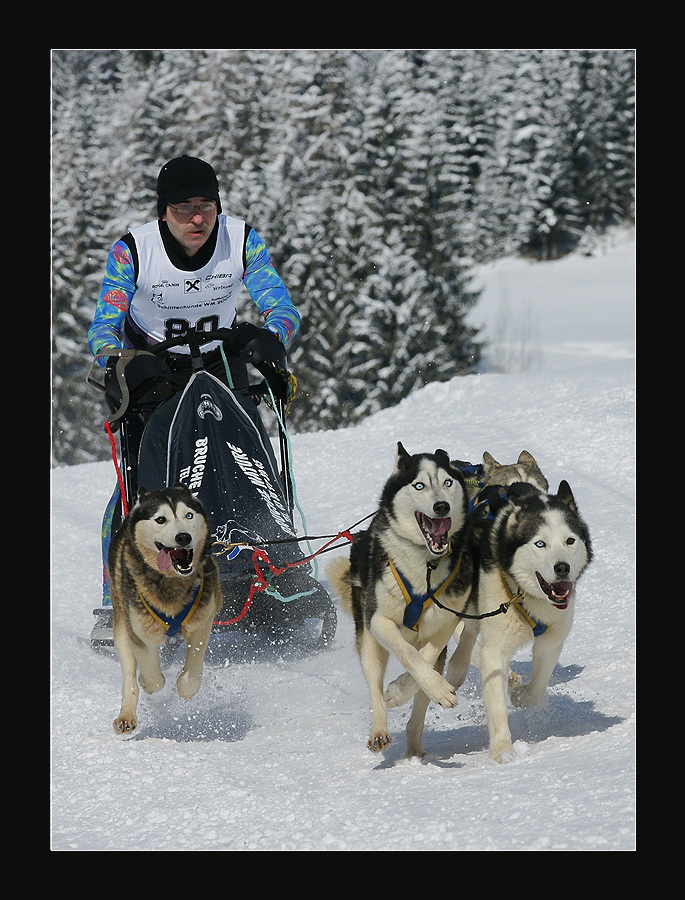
[156, 156, 222, 218]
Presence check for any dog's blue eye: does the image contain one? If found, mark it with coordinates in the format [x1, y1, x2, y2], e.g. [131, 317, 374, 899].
[185, 512, 194, 520]
[444, 479, 453, 487]
[534, 540, 545, 548]
[414, 482, 425, 491]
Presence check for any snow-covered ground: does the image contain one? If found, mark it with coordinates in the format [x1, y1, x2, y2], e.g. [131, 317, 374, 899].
[469, 227, 635, 374]
[51, 233, 635, 851]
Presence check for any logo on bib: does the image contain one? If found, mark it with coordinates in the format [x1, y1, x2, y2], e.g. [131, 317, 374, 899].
[184, 279, 201, 293]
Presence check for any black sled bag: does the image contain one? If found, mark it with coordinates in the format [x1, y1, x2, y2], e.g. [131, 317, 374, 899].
[137, 370, 309, 593]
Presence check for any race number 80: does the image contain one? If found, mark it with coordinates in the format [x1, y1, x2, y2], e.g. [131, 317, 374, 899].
[163, 316, 220, 341]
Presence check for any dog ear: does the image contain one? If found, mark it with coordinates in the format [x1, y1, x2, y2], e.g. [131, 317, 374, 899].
[517, 450, 539, 470]
[472, 498, 493, 520]
[557, 480, 578, 514]
[434, 448, 450, 467]
[395, 442, 411, 470]
[137, 487, 148, 500]
[478, 484, 508, 518]
[505, 482, 540, 505]
[482, 451, 501, 479]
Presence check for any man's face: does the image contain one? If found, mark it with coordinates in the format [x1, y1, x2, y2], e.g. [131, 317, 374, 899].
[163, 197, 218, 257]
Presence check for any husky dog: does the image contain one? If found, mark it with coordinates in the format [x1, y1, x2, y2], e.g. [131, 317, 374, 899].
[454, 450, 549, 508]
[108, 484, 222, 734]
[385, 451, 549, 756]
[437, 480, 592, 762]
[328, 443, 475, 752]
[482, 450, 548, 492]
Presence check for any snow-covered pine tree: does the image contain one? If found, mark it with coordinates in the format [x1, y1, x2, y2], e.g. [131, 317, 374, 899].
[336, 50, 481, 421]
[267, 50, 369, 430]
[567, 49, 636, 240]
[52, 50, 129, 464]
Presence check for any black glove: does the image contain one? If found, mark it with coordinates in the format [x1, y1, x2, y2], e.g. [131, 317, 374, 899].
[231, 323, 285, 367]
[230, 322, 263, 350]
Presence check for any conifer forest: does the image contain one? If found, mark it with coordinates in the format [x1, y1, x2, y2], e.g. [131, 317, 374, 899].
[51, 49, 635, 466]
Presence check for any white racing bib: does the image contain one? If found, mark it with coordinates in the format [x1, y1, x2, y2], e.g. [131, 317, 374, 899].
[127, 214, 246, 353]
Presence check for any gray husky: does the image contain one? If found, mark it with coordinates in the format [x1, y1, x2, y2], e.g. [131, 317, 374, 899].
[328, 443, 476, 752]
[455, 449, 549, 506]
[108, 484, 223, 734]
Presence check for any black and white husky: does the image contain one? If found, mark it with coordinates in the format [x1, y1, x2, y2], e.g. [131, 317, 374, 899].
[108, 484, 223, 735]
[328, 443, 475, 752]
[402, 479, 593, 762]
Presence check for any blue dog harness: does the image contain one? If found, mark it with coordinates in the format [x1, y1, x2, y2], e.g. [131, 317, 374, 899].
[390, 554, 464, 632]
[138, 570, 205, 636]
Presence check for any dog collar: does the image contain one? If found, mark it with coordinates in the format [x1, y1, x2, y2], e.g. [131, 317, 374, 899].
[138, 570, 205, 637]
[390, 554, 463, 632]
[498, 571, 548, 636]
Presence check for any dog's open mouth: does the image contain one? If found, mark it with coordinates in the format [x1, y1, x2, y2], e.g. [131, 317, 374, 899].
[416, 512, 452, 556]
[155, 542, 194, 576]
[536, 572, 573, 609]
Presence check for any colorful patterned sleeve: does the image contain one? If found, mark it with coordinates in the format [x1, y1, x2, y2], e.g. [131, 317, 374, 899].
[243, 228, 300, 347]
[87, 240, 136, 364]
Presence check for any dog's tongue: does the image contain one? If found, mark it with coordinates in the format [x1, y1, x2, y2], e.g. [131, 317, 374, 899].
[157, 548, 173, 572]
[551, 581, 573, 608]
[425, 516, 451, 537]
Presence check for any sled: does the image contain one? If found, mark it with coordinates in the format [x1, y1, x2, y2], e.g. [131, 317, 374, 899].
[87, 327, 337, 651]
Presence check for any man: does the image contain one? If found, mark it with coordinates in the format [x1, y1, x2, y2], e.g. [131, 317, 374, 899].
[88, 154, 299, 371]
[89, 155, 300, 622]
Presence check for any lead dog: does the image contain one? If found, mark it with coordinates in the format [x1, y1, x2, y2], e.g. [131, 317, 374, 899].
[109, 484, 222, 734]
[327, 443, 476, 752]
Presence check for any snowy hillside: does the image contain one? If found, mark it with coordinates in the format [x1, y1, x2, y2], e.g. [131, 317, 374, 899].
[51, 235, 635, 851]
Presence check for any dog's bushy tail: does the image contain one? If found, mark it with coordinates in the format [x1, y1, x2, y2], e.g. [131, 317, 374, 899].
[326, 556, 354, 618]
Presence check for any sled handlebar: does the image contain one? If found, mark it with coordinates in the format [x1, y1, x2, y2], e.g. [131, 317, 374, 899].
[86, 327, 289, 430]
[139, 326, 287, 370]
[148, 327, 237, 356]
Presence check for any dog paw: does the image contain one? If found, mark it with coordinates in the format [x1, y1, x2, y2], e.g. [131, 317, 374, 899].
[384, 673, 417, 708]
[425, 672, 458, 709]
[510, 683, 528, 707]
[368, 730, 392, 752]
[177, 671, 201, 700]
[489, 740, 514, 763]
[405, 743, 426, 760]
[510, 683, 546, 708]
[139, 673, 165, 695]
[113, 714, 137, 734]
[507, 670, 523, 691]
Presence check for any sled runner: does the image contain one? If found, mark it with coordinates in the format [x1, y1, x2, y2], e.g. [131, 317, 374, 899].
[87, 327, 337, 650]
